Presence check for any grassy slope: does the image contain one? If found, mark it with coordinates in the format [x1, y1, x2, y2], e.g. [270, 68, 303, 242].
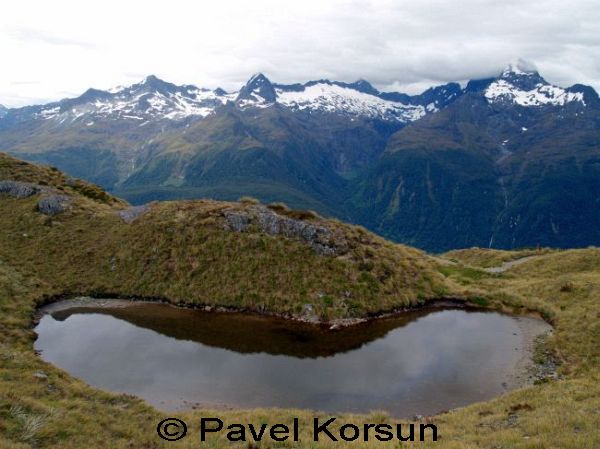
[443, 247, 556, 268]
[0, 154, 598, 448]
[0, 152, 450, 320]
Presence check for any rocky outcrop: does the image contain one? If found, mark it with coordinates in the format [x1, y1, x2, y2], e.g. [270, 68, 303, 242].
[37, 195, 71, 215]
[0, 180, 73, 216]
[224, 207, 348, 256]
[223, 212, 251, 232]
[0, 180, 43, 198]
[118, 205, 150, 223]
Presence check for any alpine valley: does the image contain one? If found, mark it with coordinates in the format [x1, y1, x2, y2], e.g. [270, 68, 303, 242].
[1, 62, 598, 252]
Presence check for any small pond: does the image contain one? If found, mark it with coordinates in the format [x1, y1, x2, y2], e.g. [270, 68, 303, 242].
[34, 298, 550, 417]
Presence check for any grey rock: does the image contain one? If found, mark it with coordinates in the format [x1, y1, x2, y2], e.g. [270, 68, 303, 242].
[37, 195, 71, 215]
[255, 209, 341, 255]
[224, 207, 347, 256]
[301, 303, 319, 322]
[224, 212, 250, 232]
[33, 371, 48, 380]
[118, 205, 149, 223]
[0, 180, 42, 198]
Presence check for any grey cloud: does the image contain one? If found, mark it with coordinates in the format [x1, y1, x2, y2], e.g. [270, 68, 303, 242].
[208, 0, 600, 93]
[1, 0, 599, 105]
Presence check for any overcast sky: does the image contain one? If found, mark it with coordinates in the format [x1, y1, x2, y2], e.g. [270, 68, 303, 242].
[1, 0, 599, 107]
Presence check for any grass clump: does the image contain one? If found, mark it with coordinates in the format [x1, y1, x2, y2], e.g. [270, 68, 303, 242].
[266, 201, 290, 212]
[267, 201, 320, 220]
[238, 196, 260, 204]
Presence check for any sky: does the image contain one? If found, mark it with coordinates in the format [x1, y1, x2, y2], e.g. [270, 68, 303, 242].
[1, 0, 599, 107]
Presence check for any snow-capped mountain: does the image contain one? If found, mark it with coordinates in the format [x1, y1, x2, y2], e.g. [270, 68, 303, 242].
[275, 80, 427, 122]
[484, 64, 585, 107]
[236, 73, 277, 108]
[0, 63, 598, 252]
[2, 76, 235, 127]
[0, 73, 460, 127]
[234, 74, 464, 123]
[1, 65, 596, 129]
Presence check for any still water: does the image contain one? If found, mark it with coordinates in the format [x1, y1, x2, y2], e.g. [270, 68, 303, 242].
[34, 299, 550, 417]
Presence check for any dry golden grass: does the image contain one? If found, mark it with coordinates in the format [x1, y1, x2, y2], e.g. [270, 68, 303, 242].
[0, 153, 598, 448]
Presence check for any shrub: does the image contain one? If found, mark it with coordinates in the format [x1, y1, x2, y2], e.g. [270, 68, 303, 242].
[281, 209, 319, 220]
[267, 202, 290, 212]
[560, 281, 574, 292]
[322, 295, 334, 306]
[238, 196, 260, 204]
[470, 296, 489, 307]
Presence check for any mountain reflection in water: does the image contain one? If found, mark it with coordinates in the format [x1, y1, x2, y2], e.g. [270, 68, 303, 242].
[35, 299, 550, 416]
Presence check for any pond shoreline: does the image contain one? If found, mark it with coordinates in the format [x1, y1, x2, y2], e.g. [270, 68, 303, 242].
[33, 292, 511, 330]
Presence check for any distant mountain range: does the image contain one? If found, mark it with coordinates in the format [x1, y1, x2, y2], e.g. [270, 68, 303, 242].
[1, 62, 598, 251]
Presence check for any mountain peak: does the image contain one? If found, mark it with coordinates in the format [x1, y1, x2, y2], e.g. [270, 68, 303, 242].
[483, 61, 585, 107]
[347, 79, 379, 95]
[143, 74, 163, 84]
[248, 72, 270, 83]
[498, 60, 547, 90]
[128, 75, 177, 94]
[500, 59, 539, 78]
[237, 72, 277, 105]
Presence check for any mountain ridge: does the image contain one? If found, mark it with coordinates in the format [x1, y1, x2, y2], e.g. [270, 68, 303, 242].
[1, 64, 595, 125]
[0, 64, 598, 251]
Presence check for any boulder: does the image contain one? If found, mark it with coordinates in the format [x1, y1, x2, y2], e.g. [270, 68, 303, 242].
[224, 207, 348, 256]
[224, 212, 250, 232]
[0, 180, 42, 198]
[37, 195, 71, 215]
[118, 205, 150, 223]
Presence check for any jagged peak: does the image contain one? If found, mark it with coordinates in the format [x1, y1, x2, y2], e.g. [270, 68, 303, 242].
[135, 74, 177, 91]
[346, 79, 379, 95]
[567, 83, 599, 106]
[142, 74, 165, 84]
[497, 60, 548, 90]
[246, 73, 272, 86]
[104, 75, 176, 96]
[483, 61, 586, 107]
[237, 72, 277, 105]
[79, 87, 112, 99]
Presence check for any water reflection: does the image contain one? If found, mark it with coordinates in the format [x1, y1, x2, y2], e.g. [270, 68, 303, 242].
[35, 299, 549, 416]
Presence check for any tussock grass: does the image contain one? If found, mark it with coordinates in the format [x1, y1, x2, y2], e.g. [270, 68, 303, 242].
[0, 153, 598, 448]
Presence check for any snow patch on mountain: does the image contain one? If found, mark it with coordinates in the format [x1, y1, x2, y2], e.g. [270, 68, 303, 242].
[485, 79, 584, 107]
[276, 83, 426, 123]
[34, 81, 234, 123]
